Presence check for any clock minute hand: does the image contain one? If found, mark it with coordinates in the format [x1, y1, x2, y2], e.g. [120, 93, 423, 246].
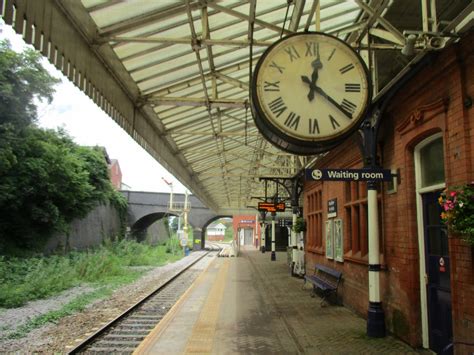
[313, 86, 352, 119]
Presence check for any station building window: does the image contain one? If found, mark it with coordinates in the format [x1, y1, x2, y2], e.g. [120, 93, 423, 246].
[344, 180, 383, 263]
[306, 187, 323, 253]
[344, 181, 368, 260]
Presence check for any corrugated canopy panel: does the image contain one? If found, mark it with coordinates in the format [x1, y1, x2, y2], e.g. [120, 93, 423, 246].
[3, 0, 471, 213]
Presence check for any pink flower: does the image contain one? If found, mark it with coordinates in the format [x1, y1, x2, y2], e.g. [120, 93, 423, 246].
[450, 191, 457, 197]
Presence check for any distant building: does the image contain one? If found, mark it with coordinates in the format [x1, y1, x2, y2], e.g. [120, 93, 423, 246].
[108, 159, 122, 190]
[206, 222, 226, 241]
[97, 147, 123, 190]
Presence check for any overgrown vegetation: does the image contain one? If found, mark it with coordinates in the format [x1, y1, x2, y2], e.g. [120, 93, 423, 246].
[224, 224, 234, 242]
[0, 39, 127, 253]
[0, 239, 182, 309]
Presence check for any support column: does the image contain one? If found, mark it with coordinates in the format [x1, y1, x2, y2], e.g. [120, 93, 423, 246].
[255, 213, 259, 249]
[291, 210, 297, 248]
[291, 207, 298, 275]
[271, 212, 276, 261]
[261, 223, 266, 253]
[367, 181, 385, 337]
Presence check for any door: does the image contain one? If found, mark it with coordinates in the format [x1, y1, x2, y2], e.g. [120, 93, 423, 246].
[244, 228, 253, 245]
[422, 191, 452, 354]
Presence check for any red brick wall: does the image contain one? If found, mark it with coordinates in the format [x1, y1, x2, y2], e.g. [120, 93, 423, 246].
[304, 30, 474, 350]
[207, 235, 225, 241]
[233, 215, 260, 246]
[109, 161, 122, 190]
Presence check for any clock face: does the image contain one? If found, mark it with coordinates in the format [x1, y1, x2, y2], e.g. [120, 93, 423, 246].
[251, 32, 372, 155]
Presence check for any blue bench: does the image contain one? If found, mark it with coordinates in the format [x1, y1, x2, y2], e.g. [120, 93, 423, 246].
[303, 264, 342, 305]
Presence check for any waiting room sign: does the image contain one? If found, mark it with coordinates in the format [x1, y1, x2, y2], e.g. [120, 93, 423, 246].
[306, 168, 393, 181]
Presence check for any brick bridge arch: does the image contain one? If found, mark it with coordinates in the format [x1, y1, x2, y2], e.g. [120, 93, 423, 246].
[122, 191, 220, 249]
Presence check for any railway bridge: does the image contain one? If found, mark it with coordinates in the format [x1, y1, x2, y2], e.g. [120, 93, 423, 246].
[122, 191, 229, 249]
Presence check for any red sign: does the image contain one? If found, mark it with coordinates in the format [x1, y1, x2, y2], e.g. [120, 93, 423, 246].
[258, 202, 286, 212]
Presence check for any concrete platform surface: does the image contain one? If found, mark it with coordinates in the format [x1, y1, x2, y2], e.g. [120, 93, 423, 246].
[134, 248, 420, 354]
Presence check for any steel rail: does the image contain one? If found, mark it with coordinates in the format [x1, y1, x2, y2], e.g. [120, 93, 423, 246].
[67, 248, 219, 354]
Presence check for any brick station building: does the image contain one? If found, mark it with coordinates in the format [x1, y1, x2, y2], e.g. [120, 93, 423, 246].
[303, 30, 473, 353]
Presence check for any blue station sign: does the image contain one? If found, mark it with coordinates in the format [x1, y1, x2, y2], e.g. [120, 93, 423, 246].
[305, 168, 394, 182]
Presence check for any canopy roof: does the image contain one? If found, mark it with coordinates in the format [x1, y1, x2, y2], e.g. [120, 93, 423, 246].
[2, 0, 472, 213]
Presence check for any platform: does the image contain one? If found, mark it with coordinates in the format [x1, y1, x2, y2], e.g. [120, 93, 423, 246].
[134, 248, 419, 354]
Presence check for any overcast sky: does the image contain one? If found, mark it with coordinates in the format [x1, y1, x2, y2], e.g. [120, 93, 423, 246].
[1, 21, 187, 194]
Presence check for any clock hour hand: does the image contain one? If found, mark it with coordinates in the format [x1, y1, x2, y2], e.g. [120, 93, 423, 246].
[301, 58, 323, 101]
[314, 86, 352, 119]
[301, 75, 316, 101]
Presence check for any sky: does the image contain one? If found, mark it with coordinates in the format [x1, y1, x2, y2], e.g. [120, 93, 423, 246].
[0, 21, 187, 194]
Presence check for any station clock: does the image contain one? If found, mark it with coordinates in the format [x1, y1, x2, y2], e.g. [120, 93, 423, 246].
[251, 32, 372, 155]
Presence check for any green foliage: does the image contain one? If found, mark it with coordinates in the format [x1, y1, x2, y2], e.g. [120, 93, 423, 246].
[0, 126, 123, 251]
[169, 216, 179, 232]
[224, 225, 234, 242]
[165, 234, 181, 255]
[0, 40, 59, 128]
[0, 40, 128, 251]
[293, 217, 307, 233]
[0, 240, 182, 309]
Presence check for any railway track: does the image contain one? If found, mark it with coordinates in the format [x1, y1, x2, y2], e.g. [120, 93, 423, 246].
[68, 249, 219, 354]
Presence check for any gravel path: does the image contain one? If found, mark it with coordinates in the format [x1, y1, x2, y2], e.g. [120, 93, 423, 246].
[0, 285, 96, 339]
[0, 251, 208, 354]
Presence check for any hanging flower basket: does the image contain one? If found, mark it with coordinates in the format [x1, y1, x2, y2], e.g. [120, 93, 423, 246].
[438, 183, 474, 245]
[293, 217, 306, 233]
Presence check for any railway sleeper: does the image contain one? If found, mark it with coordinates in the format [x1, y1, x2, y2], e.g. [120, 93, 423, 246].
[87, 345, 137, 353]
[113, 324, 151, 330]
[121, 318, 159, 324]
[126, 314, 162, 320]
[102, 334, 146, 340]
[108, 329, 150, 335]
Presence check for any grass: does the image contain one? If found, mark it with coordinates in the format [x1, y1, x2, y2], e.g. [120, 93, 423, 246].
[0, 238, 183, 309]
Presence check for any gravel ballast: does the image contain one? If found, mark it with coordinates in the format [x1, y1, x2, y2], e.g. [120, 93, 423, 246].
[0, 251, 208, 353]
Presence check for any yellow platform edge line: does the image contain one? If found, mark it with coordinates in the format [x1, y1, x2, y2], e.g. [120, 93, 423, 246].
[134, 255, 217, 355]
[183, 259, 230, 354]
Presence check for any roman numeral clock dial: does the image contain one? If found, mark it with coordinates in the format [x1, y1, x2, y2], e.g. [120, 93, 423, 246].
[251, 32, 372, 155]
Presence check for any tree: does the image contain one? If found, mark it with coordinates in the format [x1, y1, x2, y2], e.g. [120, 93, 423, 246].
[0, 40, 59, 128]
[169, 216, 179, 233]
[0, 40, 126, 253]
[0, 127, 117, 250]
